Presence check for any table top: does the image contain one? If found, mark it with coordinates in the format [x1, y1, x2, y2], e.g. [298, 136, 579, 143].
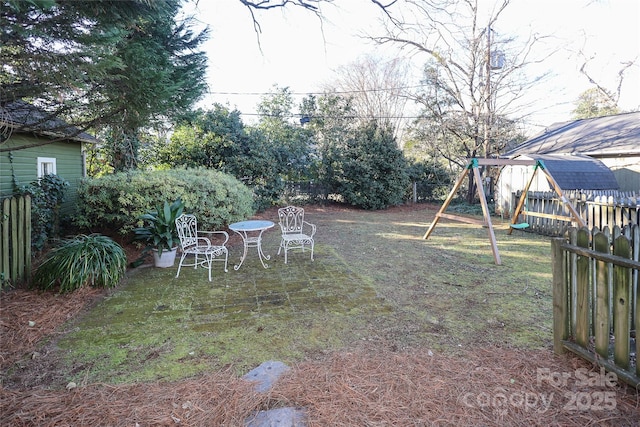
[229, 220, 275, 232]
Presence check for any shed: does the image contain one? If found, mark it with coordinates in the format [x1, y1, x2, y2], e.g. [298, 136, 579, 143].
[495, 154, 619, 217]
[0, 100, 98, 215]
[503, 112, 640, 192]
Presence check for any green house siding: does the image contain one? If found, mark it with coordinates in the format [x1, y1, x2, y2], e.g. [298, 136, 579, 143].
[0, 134, 85, 215]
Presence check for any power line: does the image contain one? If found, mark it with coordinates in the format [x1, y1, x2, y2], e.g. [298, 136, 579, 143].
[237, 112, 423, 120]
[206, 84, 428, 97]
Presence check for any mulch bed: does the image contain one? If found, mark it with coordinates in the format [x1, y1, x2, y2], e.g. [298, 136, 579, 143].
[1, 287, 639, 426]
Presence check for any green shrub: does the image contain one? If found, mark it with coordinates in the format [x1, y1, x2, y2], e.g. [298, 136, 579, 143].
[133, 198, 184, 256]
[335, 121, 410, 210]
[406, 160, 453, 202]
[33, 234, 127, 293]
[18, 174, 69, 251]
[75, 167, 254, 234]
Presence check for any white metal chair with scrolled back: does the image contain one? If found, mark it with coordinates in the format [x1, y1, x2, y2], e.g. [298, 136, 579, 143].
[277, 206, 316, 264]
[175, 214, 229, 281]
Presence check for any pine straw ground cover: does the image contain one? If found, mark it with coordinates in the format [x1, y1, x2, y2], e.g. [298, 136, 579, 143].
[1, 204, 639, 426]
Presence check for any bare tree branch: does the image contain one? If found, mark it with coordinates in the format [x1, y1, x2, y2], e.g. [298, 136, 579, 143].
[578, 54, 637, 105]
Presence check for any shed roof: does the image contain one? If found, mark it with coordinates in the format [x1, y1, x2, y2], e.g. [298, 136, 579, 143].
[505, 112, 640, 157]
[1, 99, 98, 144]
[516, 154, 619, 190]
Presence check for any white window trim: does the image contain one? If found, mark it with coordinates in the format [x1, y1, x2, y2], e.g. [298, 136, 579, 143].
[37, 157, 57, 178]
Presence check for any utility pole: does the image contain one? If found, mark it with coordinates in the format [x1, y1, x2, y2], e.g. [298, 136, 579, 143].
[484, 25, 492, 161]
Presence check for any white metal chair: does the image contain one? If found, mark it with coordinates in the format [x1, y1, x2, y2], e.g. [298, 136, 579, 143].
[175, 214, 229, 281]
[277, 206, 316, 264]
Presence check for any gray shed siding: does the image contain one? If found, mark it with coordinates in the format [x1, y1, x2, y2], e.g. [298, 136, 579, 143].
[598, 156, 640, 192]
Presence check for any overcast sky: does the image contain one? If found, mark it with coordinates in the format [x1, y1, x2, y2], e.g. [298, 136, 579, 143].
[188, 0, 640, 133]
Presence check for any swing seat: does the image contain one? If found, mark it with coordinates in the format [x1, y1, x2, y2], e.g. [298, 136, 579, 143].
[510, 222, 529, 230]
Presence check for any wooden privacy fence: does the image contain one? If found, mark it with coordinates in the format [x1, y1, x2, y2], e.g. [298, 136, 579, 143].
[515, 190, 639, 236]
[0, 195, 31, 287]
[552, 225, 639, 387]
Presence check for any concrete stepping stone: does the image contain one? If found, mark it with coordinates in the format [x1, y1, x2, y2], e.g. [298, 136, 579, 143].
[243, 361, 308, 427]
[242, 360, 290, 393]
[244, 407, 307, 427]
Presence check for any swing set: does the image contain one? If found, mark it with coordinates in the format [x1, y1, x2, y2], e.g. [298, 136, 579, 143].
[423, 158, 586, 265]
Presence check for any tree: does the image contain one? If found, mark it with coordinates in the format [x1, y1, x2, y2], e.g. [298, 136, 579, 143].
[236, 0, 397, 33]
[572, 88, 620, 119]
[98, 1, 209, 171]
[300, 92, 357, 199]
[2, 0, 397, 166]
[325, 54, 411, 141]
[155, 105, 250, 170]
[371, 0, 548, 202]
[153, 103, 290, 210]
[334, 121, 409, 210]
[572, 52, 635, 119]
[1, 0, 209, 171]
[254, 86, 314, 183]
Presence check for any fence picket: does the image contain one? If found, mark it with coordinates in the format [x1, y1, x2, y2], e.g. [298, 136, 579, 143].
[576, 228, 590, 348]
[0, 195, 31, 287]
[515, 190, 639, 236]
[612, 235, 632, 369]
[1, 198, 9, 282]
[593, 232, 610, 359]
[10, 197, 18, 281]
[552, 224, 639, 387]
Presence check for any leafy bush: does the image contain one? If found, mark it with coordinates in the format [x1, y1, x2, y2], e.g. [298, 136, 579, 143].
[406, 160, 453, 202]
[18, 174, 69, 251]
[33, 234, 127, 293]
[154, 107, 291, 211]
[75, 167, 254, 234]
[334, 121, 410, 210]
[133, 198, 184, 256]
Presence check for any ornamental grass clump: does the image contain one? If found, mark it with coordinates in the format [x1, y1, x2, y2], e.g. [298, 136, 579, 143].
[33, 234, 127, 293]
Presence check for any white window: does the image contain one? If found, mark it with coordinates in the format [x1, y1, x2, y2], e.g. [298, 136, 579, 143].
[37, 157, 57, 178]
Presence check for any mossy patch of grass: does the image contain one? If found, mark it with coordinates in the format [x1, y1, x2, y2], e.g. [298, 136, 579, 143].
[57, 245, 391, 384]
[54, 205, 557, 386]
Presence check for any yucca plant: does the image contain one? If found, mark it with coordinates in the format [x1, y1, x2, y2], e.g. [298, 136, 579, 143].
[33, 234, 127, 293]
[133, 198, 185, 256]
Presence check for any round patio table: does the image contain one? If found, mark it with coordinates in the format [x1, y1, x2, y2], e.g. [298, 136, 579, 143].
[228, 220, 275, 270]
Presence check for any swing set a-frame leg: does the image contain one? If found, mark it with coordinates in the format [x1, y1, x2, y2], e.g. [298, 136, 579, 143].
[423, 159, 501, 265]
[508, 164, 539, 235]
[473, 164, 501, 265]
[423, 166, 468, 240]
[508, 161, 586, 235]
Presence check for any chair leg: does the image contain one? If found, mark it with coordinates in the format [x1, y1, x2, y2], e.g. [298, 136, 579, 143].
[176, 253, 187, 278]
[310, 241, 314, 261]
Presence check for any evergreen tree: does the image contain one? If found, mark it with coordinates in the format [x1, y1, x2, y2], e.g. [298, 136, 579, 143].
[335, 121, 409, 210]
[1, 0, 208, 170]
[572, 88, 620, 119]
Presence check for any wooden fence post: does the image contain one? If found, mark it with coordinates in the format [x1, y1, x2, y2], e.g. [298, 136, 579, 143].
[593, 231, 610, 359]
[575, 228, 590, 348]
[0, 195, 32, 287]
[552, 237, 568, 354]
[1, 198, 9, 283]
[613, 235, 632, 369]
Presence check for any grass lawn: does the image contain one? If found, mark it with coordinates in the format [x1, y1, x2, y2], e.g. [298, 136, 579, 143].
[50, 203, 554, 384]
